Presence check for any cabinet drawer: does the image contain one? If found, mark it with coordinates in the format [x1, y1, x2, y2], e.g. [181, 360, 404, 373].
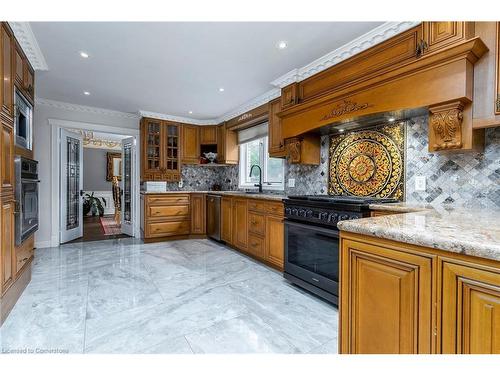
[248, 234, 265, 259]
[248, 200, 267, 213]
[148, 205, 189, 218]
[248, 212, 265, 236]
[147, 221, 190, 237]
[16, 236, 34, 274]
[146, 195, 189, 205]
[266, 202, 284, 216]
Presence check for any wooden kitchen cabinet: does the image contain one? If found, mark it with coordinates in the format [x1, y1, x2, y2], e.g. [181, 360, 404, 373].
[1, 23, 13, 119]
[440, 260, 500, 354]
[422, 22, 474, 54]
[1, 121, 14, 195]
[265, 214, 284, 268]
[340, 233, 434, 354]
[200, 126, 217, 145]
[232, 198, 248, 251]
[221, 196, 233, 244]
[268, 98, 286, 158]
[14, 43, 24, 87]
[217, 123, 238, 164]
[13, 41, 34, 101]
[1, 198, 15, 294]
[281, 83, 299, 109]
[141, 118, 181, 182]
[181, 124, 200, 164]
[190, 193, 206, 235]
[496, 22, 500, 115]
[141, 194, 190, 240]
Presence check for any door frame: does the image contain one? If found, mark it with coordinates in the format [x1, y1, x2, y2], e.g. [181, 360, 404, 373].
[49, 118, 140, 246]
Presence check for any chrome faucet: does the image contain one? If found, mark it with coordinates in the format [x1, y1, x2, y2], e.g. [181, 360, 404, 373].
[249, 164, 263, 193]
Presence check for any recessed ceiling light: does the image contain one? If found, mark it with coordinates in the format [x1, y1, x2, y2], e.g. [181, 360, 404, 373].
[219, 87, 225, 92]
[388, 117, 395, 122]
[80, 51, 89, 58]
[277, 41, 288, 49]
[83, 91, 90, 96]
[188, 111, 193, 114]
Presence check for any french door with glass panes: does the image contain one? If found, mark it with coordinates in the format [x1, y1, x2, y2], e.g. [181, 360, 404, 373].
[121, 137, 135, 236]
[60, 128, 83, 243]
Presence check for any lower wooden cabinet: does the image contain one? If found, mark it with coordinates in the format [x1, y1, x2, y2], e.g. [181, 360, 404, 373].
[1, 197, 15, 294]
[221, 197, 233, 244]
[232, 198, 248, 251]
[340, 231, 500, 354]
[440, 259, 500, 354]
[265, 215, 284, 268]
[141, 194, 191, 240]
[340, 234, 434, 354]
[190, 193, 206, 235]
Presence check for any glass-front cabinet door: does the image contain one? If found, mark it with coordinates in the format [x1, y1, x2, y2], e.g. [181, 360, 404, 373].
[143, 118, 163, 175]
[164, 122, 180, 180]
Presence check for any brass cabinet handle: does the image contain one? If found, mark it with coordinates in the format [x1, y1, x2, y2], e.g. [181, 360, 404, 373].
[251, 242, 259, 247]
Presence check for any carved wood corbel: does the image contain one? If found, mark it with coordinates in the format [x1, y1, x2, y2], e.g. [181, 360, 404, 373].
[285, 137, 302, 164]
[428, 101, 465, 151]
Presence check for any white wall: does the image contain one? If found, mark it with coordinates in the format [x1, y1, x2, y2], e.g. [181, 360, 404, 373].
[33, 101, 139, 248]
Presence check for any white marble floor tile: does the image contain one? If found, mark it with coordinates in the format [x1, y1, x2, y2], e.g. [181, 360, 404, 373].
[1, 238, 339, 354]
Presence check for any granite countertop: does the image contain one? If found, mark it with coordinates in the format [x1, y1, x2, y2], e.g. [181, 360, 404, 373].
[140, 190, 287, 202]
[338, 204, 500, 262]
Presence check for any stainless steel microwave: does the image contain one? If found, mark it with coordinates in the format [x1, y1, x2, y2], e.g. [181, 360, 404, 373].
[14, 89, 33, 151]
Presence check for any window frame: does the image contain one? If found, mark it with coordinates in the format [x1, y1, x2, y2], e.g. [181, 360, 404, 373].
[238, 136, 285, 191]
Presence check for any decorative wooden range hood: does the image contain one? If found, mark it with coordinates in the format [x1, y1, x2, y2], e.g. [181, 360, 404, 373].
[278, 23, 489, 152]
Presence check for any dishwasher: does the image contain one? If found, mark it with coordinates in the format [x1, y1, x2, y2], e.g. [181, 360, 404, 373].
[206, 194, 221, 241]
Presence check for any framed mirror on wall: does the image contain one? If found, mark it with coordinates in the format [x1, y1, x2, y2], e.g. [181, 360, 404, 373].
[106, 152, 122, 181]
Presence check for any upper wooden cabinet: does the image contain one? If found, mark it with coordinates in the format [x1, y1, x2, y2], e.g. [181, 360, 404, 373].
[340, 234, 434, 354]
[440, 260, 500, 354]
[217, 122, 238, 164]
[422, 22, 474, 54]
[181, 125, 200, 164]
[496, 22, 500, 115]
[268, 98, 286, 158]
[12, 40, 34, 102]
[141, 118, 181, 182]
[1, 121, 14, 195]
[1, 23, 13, 119]
[200, 126, 217, 145]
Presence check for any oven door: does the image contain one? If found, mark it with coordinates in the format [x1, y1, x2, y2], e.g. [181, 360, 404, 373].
[284, 220, 340, 297]
[18, 178, 39, 245]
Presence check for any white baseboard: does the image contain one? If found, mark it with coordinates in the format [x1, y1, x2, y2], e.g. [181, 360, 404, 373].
[35, 240, 53, 249]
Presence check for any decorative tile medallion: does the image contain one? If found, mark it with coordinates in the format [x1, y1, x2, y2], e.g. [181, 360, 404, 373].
[328, 123, 405, 199]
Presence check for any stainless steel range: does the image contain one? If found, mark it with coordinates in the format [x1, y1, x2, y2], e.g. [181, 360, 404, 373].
[283, 195, 397, 305]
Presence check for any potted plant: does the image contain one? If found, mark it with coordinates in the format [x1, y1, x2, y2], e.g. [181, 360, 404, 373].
[83, 192, 107, 217]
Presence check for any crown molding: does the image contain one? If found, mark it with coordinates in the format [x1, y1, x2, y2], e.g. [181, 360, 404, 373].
[217, 87, 281, 123]
[271, 21, 421, 88]
[36, 98, 140, 119]
[9, 22, 48, 71]
[138, 110, 218, 125]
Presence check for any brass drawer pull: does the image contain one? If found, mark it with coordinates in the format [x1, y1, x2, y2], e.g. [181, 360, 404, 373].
[251, 242, 259, 247]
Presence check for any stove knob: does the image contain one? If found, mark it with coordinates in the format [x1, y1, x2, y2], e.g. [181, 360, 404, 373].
[339, 214, 349, 221]
[306, 210, 313, 217]
[291, 208, 298, 216]
[328, 213, 338, 222]
[349, 214, 360, 220]
[320, 212, 328, 221]
[285, 208, 292, 215]
[298, 209, 306, 217]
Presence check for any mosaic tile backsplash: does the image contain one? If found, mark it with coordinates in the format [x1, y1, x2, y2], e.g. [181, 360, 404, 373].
[166, 116, 500, 208]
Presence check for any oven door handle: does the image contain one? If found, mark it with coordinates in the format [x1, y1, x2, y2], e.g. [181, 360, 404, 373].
[21, 178, 41, 183]
[285, 220, 339, 237]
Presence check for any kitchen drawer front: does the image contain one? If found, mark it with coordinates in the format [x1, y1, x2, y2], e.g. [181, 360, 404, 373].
[146, 195, 190, 206]
[148, 204, 189, 218]
[16, 236, 34, 274]
[248, 234, 265, 259]
[147, 221, 190, 237]
[248, 212, 265, 236]
[265, 202, 284, 216]
[248, 200, 267, 213]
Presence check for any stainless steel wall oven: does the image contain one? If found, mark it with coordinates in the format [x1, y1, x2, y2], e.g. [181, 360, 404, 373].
[14, 157, 40, 246]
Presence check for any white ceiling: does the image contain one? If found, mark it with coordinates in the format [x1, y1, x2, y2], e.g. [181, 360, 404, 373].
[31, 22, 383, 120]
